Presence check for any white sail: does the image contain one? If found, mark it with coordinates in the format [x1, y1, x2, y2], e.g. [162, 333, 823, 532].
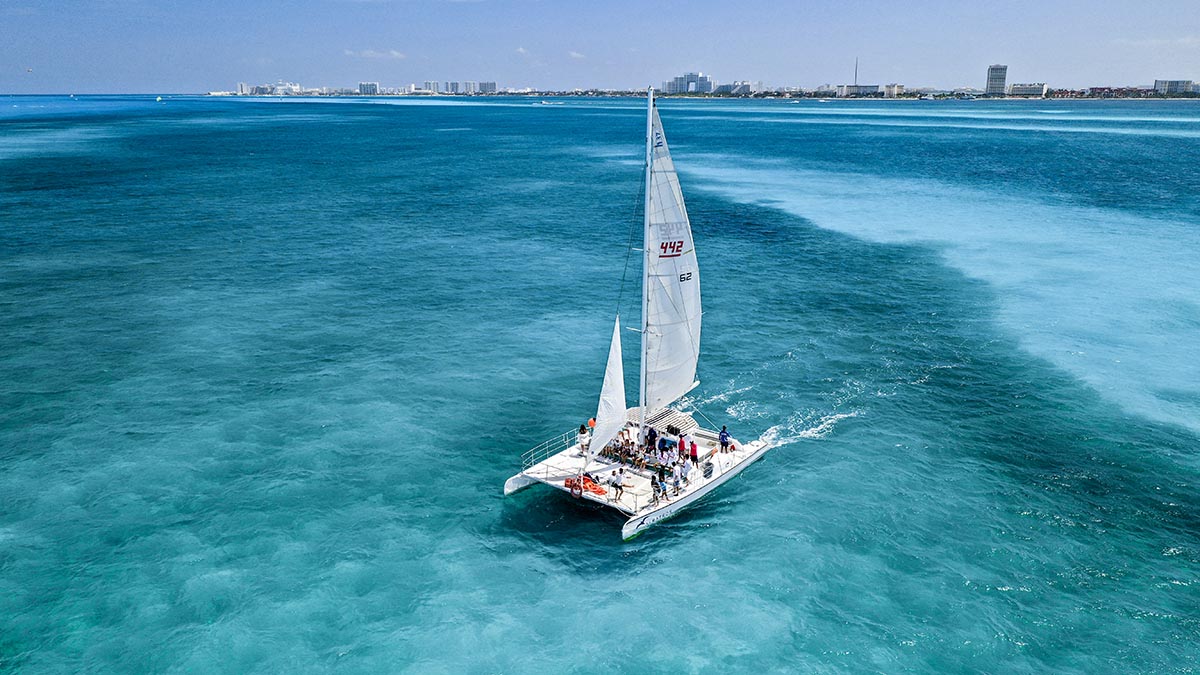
[641, 104, 701, 412]
[589, 315, 627, 461]
[503, 89, 776, 541]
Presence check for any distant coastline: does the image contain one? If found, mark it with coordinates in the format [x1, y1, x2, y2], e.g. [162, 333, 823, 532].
[200, 90, 1200, 101]
[6, 92, 1198, 101]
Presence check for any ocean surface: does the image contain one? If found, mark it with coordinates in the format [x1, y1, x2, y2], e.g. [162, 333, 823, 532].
[2, 94, 1199, 673]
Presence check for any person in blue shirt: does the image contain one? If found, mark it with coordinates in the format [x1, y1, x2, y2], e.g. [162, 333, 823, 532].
[719, 426, 731, 453]
[650, 475, 666, 504]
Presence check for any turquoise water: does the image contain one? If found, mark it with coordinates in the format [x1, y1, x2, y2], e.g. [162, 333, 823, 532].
[2, 95, 1199, 673]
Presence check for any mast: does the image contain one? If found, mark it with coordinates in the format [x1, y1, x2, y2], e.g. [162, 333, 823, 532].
[638, 86, 701, 419]
[639, 86, 653, 432]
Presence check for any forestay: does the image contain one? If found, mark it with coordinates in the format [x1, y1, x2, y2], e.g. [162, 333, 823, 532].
[642, 105, 702, 412]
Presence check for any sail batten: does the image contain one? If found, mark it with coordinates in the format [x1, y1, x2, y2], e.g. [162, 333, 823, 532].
[640, 101, 702, 413]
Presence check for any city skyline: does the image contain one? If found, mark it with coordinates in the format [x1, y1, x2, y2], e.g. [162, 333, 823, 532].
[219, 66, 1197, 99]
[2, 0, 1199, 94]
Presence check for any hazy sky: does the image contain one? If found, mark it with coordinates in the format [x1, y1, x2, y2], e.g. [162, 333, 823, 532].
[2, 0, 1198, 93]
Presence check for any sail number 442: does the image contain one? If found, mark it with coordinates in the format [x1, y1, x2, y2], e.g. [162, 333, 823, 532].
[660, 240, 685, 257]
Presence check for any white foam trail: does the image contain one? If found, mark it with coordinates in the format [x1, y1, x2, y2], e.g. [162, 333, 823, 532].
[725, 400, 769, 421]
[758, 411, 860, 450]
[692, 386, 754, 406]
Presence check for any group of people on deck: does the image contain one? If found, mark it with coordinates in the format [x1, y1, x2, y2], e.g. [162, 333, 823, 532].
[575, 420, 735, 506]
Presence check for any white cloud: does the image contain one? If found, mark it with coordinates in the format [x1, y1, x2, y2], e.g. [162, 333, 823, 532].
[344, 49, 407, 59]
[515, 47, 528, 55]
[1113, 35, 1200, 48]
[568, 51, 586, 60]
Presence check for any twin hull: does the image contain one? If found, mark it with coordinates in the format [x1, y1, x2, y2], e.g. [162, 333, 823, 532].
[505, 438, 771, 540]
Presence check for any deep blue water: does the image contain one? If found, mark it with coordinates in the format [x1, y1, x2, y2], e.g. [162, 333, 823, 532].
[2, 94, 1199, 673]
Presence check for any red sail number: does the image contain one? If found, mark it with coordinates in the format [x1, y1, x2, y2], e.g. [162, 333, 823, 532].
[659, 240, 685, 258]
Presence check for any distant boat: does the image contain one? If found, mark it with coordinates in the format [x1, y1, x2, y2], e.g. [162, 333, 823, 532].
[539, 100, 565, 105]
[155, 96, 163, 102]
[818, 98, 830, 103]
[504, 88, 770, 540]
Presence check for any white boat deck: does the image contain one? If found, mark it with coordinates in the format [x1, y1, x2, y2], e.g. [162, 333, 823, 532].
[506, 409, 771, 537]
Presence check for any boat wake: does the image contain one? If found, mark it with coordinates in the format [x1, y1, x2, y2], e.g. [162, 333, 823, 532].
[690, 386, 754, 407]
[757, 411, 860, 450]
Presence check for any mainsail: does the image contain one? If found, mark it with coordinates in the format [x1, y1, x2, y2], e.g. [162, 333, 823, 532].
[588, 315, 627, 461]
[641, 102, 701, 413]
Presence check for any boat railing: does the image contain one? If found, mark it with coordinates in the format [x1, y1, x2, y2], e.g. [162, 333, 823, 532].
[521, 429, 578, 470]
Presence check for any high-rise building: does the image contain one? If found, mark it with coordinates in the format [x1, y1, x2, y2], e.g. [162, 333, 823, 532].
[358, 82, 379, 95]
[423, 81, 440, 93]
[463, 81, 478, 95]
[479, 81, 497, 94]
[986, 65, 1008, 96]
[1154, 79, 1194, 94]
[236, 82, 249, 95]
[662, 72, 713, 94]
[882, 83, 905, 98]
[444, 81, 459, 94]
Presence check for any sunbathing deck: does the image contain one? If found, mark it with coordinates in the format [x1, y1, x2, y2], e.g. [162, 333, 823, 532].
[505, 408, 770, 538]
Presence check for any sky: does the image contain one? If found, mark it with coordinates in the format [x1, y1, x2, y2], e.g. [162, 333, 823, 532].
[1, 0, 1198, 93]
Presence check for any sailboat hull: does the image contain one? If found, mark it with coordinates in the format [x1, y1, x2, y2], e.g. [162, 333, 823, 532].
[503, 473, 538, 496]
[504, 411, 772, 539]
[620, 439, 770, 540]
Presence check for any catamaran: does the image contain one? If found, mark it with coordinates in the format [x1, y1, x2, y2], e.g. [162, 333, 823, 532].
[503, 88, 771, 540]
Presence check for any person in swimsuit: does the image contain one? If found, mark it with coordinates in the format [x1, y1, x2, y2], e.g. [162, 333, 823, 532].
[578, 424, 591, 454]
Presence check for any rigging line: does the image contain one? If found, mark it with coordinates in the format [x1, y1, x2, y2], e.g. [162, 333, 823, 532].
[615, 157, 648, 314]
[692, 406, 719, 431]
